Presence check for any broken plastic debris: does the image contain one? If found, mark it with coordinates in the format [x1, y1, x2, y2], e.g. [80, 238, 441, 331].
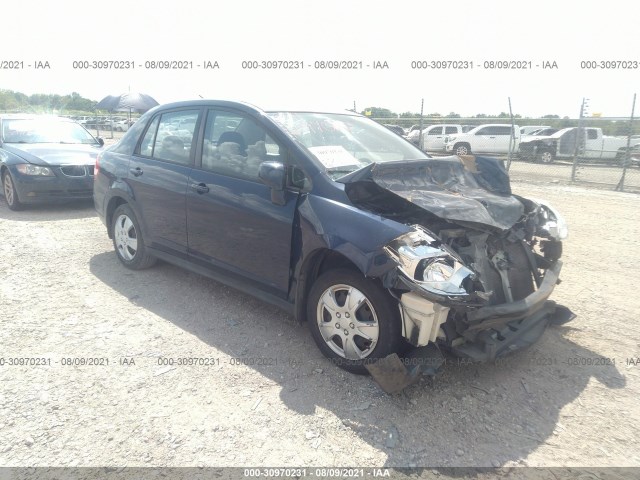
[365, 344, 444, 394]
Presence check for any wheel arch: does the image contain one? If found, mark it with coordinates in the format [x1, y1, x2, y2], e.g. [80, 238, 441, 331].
[454, 142, 471, 154]
[105, 196, 129, 238]
[294, 248, 366, 323]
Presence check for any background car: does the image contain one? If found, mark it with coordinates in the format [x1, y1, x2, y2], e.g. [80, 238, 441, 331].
[444, 124, 521, 155]
[520, 125, 551, 135]
[419, 124, 464, 151]
[113, 119, 130, 132]
[383, 124, 405, 136]
[520, 127, 559, 142]
[0, 115, 104, 210]
[629, 144, 640, 167]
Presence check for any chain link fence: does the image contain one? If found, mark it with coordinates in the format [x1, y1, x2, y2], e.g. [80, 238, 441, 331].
[375, 96, 640, 193]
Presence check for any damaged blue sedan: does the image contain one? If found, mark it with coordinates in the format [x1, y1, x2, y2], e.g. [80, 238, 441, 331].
[93, 100, 573, 391]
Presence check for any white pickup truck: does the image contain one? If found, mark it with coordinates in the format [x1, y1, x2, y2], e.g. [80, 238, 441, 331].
[519, 127, 630, 163]
[405, 124, 464, 151]
[419, 124, 463, 151]
[444, 124, 521, 156]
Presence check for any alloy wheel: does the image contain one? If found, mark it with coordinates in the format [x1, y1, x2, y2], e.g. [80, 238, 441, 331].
[455, 144, 469, 156]
[114, 214, 138, 261]
[316, 284, 380, 360]
[3, 174, 14, 206]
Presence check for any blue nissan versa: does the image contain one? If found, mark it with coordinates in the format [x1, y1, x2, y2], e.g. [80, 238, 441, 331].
[94, 100, 574, 390]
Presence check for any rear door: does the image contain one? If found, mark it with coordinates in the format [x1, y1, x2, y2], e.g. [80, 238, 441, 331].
[186, 108, 300, 296]
[472, 126, 497, 153]
[442, 126, 460, 151]
[494, 126, 516, 153]
[584, 128, 602, 158]
[422, 126, 443, 151]
[128, 108, 201, 254]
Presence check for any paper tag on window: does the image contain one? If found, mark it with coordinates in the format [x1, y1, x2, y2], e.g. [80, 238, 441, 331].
[308, 145, 360, 169]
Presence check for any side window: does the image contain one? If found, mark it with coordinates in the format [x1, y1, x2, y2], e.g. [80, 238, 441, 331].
[151, 110, 199, 164]
[444, 126, 458, 135]
[587, 129, 598, 140]
[495, 126, 512, 135]
[201, 109, 283, 181]
[139, 116, 160, 157]
[476, 127, 489, 135]
[427, 126, 443, 135]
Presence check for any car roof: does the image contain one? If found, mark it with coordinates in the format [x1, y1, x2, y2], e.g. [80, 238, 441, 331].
[0, 114, 73, 121]
[151, 99, 364, 117]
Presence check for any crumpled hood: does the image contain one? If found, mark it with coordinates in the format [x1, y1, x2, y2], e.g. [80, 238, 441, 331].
[2, 143, 102, 166]
[520, 134, 555, 145]
[338, 156, 525, 231]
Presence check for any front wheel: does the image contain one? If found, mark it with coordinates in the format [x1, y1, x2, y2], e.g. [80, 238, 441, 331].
[307, 269, 402, 374]
[2, 170, 23, 211]
[111, 204, 157, 269]
[539, 149, 554, 163]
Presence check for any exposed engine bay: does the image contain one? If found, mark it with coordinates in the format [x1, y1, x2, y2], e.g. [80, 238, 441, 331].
[339, 155, 574, 373]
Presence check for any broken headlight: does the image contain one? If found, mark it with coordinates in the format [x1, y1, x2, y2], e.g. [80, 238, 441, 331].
[384, 226, 474, 296]
[533, 199, 568, 241]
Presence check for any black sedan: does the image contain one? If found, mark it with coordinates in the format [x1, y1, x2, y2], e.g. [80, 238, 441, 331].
[0, 115, 104, 210]
[94, 100, 573, 391]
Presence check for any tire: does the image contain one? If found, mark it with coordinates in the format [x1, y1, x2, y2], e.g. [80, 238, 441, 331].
[539, 149, 554, 163]
[307, 268, 402, 374]
[454, 143, 471, 156]
[111, 204, 157, 269]
[2, 170, 23, 211]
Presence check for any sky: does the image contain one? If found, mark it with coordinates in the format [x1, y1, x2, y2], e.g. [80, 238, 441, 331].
[2, 0, 640, 118]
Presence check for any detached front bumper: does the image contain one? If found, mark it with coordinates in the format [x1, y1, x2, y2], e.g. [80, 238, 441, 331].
[397, 260, 573, 362]
[451, 261, 572, 361]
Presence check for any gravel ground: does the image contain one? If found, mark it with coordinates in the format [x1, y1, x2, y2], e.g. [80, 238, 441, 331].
[0, 180, 638, 471]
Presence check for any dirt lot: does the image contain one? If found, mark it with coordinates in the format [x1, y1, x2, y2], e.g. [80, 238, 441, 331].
[0, 181, 639, 471]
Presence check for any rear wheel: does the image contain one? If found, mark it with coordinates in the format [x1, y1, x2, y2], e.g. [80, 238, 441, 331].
[111, 204, 157, 269]
[2, 170, 23, 211]
[307, 269, 402, 374]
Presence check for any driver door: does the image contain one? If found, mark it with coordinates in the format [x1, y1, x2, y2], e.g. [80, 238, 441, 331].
[186, 108, 299, 296]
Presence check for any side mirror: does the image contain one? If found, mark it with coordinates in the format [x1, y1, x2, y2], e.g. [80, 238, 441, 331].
[259, 161, 286, 205]
[97, 137, 105, 147]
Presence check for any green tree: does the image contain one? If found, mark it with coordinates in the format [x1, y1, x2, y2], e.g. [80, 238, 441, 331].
[362, 107, 396, 118]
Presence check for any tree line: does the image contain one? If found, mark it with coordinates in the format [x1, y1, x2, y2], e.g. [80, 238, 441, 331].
[0, 90, 96, 114]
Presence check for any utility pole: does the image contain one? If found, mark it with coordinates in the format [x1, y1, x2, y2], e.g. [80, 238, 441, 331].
[571, 98, 589, 181]
[418, 99, 424, 150]
[615, 93, 636, 192]
[507, 97, 515, 170]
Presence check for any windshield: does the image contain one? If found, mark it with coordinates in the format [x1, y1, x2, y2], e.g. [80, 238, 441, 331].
[268, 112, 428, 178]
[1, 118, 98, 144]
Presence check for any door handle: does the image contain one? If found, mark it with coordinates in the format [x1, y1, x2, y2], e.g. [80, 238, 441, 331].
[489, 136, 496, 139]
[129, 167, 143, 177]
[190, 182, 210, 194]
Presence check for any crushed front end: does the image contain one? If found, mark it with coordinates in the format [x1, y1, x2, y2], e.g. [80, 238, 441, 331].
[340, 155, 575, 365]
